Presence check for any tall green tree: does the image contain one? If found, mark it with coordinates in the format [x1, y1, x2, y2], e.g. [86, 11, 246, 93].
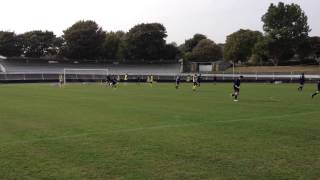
[188, 39, 222, 62]
[123, 23, 167, 61]
[48, 37, 64, 57]
[0, 31, 21, 57]
[296, 37, 314, 61]
[102, 31, 125, 60]
[19, 30, 57, 58]
[308, 37, 320, 59]
[224, 29, 263, 63]
[162, 42, 180, 60]
[63, 20, 106, 60]
[262, 2, 310, 65]
[251, 36, 272, 65]
[296, 36, 320, 64]
[181, 34, 207, 53]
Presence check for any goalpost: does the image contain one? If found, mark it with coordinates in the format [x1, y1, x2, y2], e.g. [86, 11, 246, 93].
[63, 68, 109, 84]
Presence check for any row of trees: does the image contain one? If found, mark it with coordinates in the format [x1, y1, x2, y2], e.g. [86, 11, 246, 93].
[0, 21, 181, 62]
[224, 2, 320, 66]
[179, 34, 223, 62]
[0, 31, 62, 58]
[0, 2, 319, 65]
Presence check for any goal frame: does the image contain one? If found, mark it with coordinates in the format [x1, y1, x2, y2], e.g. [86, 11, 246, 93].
[63, 68, 109, 84]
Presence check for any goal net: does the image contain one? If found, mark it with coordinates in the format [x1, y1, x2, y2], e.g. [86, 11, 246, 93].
[63, 68, 109, 84]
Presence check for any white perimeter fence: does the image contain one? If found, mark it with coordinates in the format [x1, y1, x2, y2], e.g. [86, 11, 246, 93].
[0, 71, 319, 82]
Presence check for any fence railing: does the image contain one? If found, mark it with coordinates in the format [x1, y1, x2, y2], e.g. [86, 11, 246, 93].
[0, 72, 319, 82]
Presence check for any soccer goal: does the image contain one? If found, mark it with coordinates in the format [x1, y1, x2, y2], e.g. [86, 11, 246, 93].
[63, 68, 109, 84]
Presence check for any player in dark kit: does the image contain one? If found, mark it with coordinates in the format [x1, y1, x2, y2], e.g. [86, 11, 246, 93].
[213, 75, 217, 85]
[175, 75, 181, 89]
[111, 76, 118, 88]
[197, 74, 201, 87]
[298, 73, 305, 91]
[106, 75, 112, 86]
[231, 76, 243, 101]
[106, 75, 117, 88]
[136, 76, 141, 84]
[311, 80, 320, 98]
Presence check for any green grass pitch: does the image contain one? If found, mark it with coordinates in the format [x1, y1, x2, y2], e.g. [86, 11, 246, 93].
[0, 83, 319, 179]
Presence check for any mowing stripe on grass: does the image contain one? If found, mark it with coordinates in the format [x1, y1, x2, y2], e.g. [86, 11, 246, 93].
[1, 111, 317, 146]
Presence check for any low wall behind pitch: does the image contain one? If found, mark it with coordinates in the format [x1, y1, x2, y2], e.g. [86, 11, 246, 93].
[0, 72, 319, 83]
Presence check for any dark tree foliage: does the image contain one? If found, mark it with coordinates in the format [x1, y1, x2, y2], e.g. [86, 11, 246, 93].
[123, 23, 167, 61]
[102, 31, 125, 60]
[224, 29, 263, 62]
[252, 36, 271, 64]
[19, 30, 57, 58]
[50, 37, 64, 56]
[297, 37, 313, 60]
[162, 43, 180, 60]
[309, 36, 320, 58]
[296, 36, 320, 64]
[63, 20, 106, 60]
[0, 31, 21, 57]
[181, 34, 207, 53]
[262, 2, 310, 65]
[188, 39, 222, 62]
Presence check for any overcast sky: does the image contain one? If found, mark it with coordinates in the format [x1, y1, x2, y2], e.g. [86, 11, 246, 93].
[0, 0, 319, 44]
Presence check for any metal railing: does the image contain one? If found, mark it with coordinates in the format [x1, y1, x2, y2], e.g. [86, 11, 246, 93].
[0, 72, 319, 82]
